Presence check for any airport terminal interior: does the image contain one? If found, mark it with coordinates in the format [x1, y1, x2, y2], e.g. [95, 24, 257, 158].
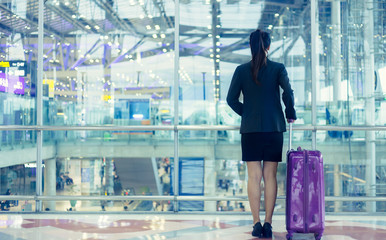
[0, 0, 385, 239]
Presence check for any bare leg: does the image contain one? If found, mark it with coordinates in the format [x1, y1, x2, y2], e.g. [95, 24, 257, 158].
[246, 161, 263, 225]
[263, 161, 278, 224]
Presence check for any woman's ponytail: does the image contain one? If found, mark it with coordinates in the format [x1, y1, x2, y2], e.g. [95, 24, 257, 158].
[250, 29, 271, 85]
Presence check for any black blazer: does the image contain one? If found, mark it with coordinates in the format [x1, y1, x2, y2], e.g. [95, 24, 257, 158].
[226, 59, 296, 133]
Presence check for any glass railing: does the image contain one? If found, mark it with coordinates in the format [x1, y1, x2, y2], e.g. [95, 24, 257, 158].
[0, 125, 385, 213]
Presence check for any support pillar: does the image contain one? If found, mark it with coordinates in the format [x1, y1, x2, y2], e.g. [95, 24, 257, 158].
[204, 156, 216, 211]
[36, 0, 44, 212]
[211, 0, 221, 102]
[311, 0, 320, 150]
[43, 158, 56, 211]
[81, 160, 93, 208]
[333, 164, 341, 211]
[331, 0, 342, 102]
[363, 0, 376, 212]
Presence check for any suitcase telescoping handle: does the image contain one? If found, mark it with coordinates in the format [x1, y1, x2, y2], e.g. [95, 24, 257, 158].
[288, 122, 293, 151]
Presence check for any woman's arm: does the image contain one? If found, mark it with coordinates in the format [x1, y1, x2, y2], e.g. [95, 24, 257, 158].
[278, 64, 297, 120]
[226, 67, 243, 116]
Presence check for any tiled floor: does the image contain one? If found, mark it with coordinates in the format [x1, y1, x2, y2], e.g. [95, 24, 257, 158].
[0, 214, 385, 240]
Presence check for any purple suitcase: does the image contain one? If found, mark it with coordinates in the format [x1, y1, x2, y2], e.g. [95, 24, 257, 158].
[286, 124, 325, 240]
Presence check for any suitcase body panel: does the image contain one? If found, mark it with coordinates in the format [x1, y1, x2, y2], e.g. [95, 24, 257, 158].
[286, 149, 325, 239]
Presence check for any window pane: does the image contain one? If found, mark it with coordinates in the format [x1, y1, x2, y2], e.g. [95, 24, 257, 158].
[42, 130, 173, 212]
[43, 0, 175, 126]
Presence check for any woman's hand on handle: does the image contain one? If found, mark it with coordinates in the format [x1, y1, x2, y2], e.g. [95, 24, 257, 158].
[287, 119, 295, 123]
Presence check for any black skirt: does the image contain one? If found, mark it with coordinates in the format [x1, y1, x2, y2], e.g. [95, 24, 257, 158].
[241, 132, 283, 162]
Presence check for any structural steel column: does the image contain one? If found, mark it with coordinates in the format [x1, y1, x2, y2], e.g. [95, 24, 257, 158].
[311, 0, 319, 150]
[211, 0, 221, 102]
[331, 0, 342, 102]
[330, 0, 344, 210]
[333, 164, 341, 211]
[173, 0, 180, 212]
[36, 0, 44, 212]
[43, 158, 56, 211]
[363, 0, 376, 212]
[81, 160, 91, 208]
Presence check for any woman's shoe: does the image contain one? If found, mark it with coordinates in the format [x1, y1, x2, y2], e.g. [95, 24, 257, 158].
[252, 222, 263, 237]
[262, 222, 273, 238]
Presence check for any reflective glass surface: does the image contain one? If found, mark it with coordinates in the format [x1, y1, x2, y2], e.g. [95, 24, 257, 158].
[0, 0, 385, 213]
[41, 0, 175, 126]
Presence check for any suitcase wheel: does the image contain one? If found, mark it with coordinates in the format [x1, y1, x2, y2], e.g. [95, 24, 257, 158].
[286, 232, 294, 240]
[315, 233, 322, 240]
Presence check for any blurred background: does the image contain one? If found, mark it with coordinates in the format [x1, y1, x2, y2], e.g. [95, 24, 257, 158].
[0, 0, 385, 213]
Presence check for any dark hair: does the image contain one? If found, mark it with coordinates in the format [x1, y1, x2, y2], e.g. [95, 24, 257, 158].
[250, 29, 271, 85]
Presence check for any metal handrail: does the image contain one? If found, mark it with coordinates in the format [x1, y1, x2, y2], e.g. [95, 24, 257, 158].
[1, 195, 386, 202]
[1, 125, 386, 131]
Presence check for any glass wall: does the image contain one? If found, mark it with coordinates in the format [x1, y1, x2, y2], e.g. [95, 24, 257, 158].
[41, 129, 173, 211]
[0, 0, 385, 213]
[41, 0, 175, 129]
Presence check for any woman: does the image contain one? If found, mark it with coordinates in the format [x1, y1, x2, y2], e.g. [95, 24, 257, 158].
[226, 29, 296, 238]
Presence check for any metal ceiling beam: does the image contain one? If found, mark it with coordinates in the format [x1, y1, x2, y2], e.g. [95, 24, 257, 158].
[0, 22, 12, 36]
[44, 2, 96, 34]
[152, 0, 174, 28]
[92, 0, 139, 36]
[251, 0, 305, 8]
[70, 39, 102, 70]
[0, 3, 65, 41]
[107, 37, 145, 68]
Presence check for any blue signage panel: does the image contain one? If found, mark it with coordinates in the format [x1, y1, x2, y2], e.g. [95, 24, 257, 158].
[81, 168, 90, 183]
[170, 157, 204, 211]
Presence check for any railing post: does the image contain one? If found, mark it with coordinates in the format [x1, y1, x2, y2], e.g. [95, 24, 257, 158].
[173, 0, 180, 213]
[311, 0, 318, 150]
[36, 0, 44, 212]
